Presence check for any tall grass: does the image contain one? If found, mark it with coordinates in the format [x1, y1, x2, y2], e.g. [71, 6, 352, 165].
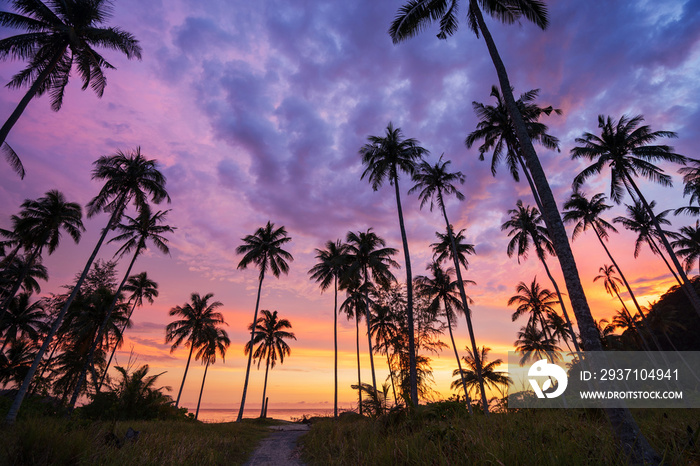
[301, 403, 700, 465]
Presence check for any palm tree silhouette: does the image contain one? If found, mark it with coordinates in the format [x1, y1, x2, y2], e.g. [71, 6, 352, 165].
[0, 190, 83, 320]
[345, 229, 398, 396]
[68, 206, 173, 408]
[671, 221, 700, 275]
[1, 292, 45, 353]
[676, 159, 700, 216]
[360, 123, 427, 405]
[165, 292, 225, 409]
[572, 114, 700, 318]
[235, 221, 293, 422]
[368, 299, 400, 405]
[508, 278, 559, 347]
[451, 346, 511, 402]
[6, 148, 168, 424]
[514, 323, 561, 366]
[245, 310, 295, 418]
[194, 327, 230, 420]
[410, 155, 489, 413]
[502, 200, 580, 351]
[308, 239, 349, 418]
[0, 0, 142, 176]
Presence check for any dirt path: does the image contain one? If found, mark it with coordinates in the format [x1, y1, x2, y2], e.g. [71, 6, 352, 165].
[244, 423, 310, 466]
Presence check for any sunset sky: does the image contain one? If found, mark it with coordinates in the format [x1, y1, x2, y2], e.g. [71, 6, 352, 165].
[1, 0, 699, 414]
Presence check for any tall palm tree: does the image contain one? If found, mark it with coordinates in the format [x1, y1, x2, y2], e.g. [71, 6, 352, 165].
[410, 155, 489, 413]
[98, 271, 159, 390]
[502, 200, 580, 351]
[0, 254, 48, 300]
[1, 292, 45, 352]
[572, 114, 700, 319]
[514, 323, 561, 366]
[414, 261, 475, 413]
[676, 159, 700, 216]
[68, 206, 173, 408]
[451, 346, 511, 401]
[671, 221, 700, 275]
[0, 190, 83, 320]
[507, 278, 559, 344]
[368, 299, 400, 405]
[235, 222, 293, 422]
[0, 0, 142, 177]
[6, 148, 169, 424]
[165, 292, 225, 409]
[430, 228, 475, 269]
[613, 199, 681, 285]
[194, 327, 230, 420]
[245, 310, 295, 418]
[360, 123, 427, 405]
[308, 239, 348, 418]
[345, 229, 398, 396]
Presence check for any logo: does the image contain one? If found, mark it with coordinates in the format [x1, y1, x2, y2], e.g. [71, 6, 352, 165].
[528, 359, 568, 398]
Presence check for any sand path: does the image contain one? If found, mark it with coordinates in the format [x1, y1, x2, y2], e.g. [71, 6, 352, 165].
[243, 423, 310, 466]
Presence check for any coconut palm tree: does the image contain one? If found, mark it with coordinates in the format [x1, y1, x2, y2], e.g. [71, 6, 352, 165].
[360, 123, 427, 405]
[676, 159, 700, 216]
[451, 346, 511, 401]
[165, 293, 225, 409]
[1, 292, 45, 352]
[235, 222, 293, 422]
[98, 272, 159, 391]
[308, 239, 349, 418]
[508, 278, 558, 342]
[410, 155, 489, 413]
[414, 261, 476, 413]
[194, 327, 230, 420]
[345, 229, 398, 396]
[430, 228, 475, 269]
[502, 200, 580, 351]
[68, 206, 173, 408]
[671, 221, 700, 275]
[0, 190, 83, 320]
[368, 299, 400, 405]
[0, 254, 48, 301]
[572, 114, 699, 319]
[514, 323, 561, 366]
[6, 148, 169, 424]
[0, 0, 142, 176]
[245, 310, 295, 418]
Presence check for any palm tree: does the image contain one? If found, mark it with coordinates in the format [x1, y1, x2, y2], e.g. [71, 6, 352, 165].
[430, 228, 475, 269]
[410, 155, 489, 413]
[514, 323, 561, 366]
[414, 261, 475, 413]
[165, 293, 225, 409]
[98, 271, 159, 390]
[245, 310, 295, 418]
[368, 299, 400, 405]
[345, 229, 398, 396]
[6, 148, 169, 424]
[676, 159, 700, 216]
[1, 292, 45, 352]
[308, 239, 348, 418]
[502, 200, 580, 351]
[68, 206, 173, 408]
[0, 0, 142, 176]
[451, 346, 511, 401]
[235, 222, 293, 422]
[0, 254, 48, 300]
[360, 123, 428, 405]
[0, 190, 83, 320]
[194, 327, 230, 420]
[671, 221, 700, 275]
[613, 199, 681, 285]
[572, 114, 700, 319]
[507, 278, 559, 343]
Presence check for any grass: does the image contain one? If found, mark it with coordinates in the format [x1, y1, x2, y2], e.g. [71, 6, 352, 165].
[0, 416, 280, 465]
[300, 403, 700, 465]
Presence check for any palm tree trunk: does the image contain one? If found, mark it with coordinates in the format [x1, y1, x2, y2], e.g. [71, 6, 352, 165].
[5, 202, 123, 424]
[445, 303, 473, 414]
[260, 354, 271, 418]
[537, 252, 581, 352]
[195, 359, 210, 420]
[68, 247, 140, 409]
[97, 299, 138, 391]
[648, 237, 682, 286]
[175, 343, 195, 408]
[393, 177, 418, 406]
[355, 308, 362, 416]
[469, 3, 659, 462]
[0, 47, 67, 147]
[236, 270, 265, 422]
[333, 276, 338, 418]
[363, 272, 378, 394]
[385, 352, 398, 405]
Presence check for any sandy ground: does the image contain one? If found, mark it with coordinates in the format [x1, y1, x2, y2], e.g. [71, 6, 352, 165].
[243, 423, 310, 466]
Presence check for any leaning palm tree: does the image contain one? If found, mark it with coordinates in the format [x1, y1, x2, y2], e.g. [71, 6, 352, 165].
[0, 0, 142, 176]
[194, 327, 230, 420]
[67, 206, 173, 408]
[308, 239, 348, 418]
[671, 221, 700, 275]
[245, 310, 295, 418]
[410, 155, 489, 413]
[451, 346, 512, 401]
[502, 200, 580, 351]
[676, 158, 700, 216]
[165, 292, 225, 409]
[572, 114, 699, 318]
[360, 123, 427, 405]
[0, 190, 83, 320]
[6, 148, 169, 424]
[235, 222, 293, 422]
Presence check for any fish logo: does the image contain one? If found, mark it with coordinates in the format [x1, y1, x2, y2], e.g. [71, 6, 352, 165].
[528, 359, 568, 399]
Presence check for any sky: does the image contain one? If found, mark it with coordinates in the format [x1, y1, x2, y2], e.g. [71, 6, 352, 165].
[1, 0, 699, 414]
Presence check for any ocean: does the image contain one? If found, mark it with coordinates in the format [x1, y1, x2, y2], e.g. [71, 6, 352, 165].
[195, 407, 340, 423]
